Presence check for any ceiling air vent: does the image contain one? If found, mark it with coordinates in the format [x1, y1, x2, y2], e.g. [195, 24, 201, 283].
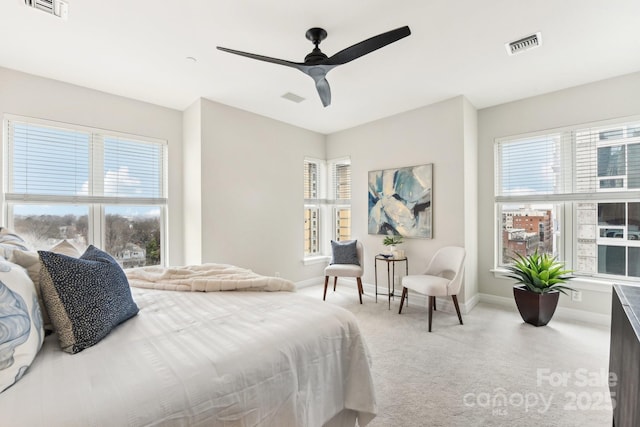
[25, 0, 68, 20]
[505, 32, 541, 56]
[282, 92, 306, 104]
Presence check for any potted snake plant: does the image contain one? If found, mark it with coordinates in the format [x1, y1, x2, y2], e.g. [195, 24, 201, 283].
[504, 250, 574, 326]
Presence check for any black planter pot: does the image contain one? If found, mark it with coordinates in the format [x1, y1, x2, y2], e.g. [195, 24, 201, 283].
[513, 285, 560, 326]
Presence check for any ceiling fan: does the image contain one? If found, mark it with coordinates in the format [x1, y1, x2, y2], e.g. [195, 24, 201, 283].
[217, 26, 411, 107]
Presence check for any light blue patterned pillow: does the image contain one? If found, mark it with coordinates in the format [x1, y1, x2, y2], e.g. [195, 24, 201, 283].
[0, 228, 29, 260]
[0, 260, 44, 393]
[39, 245, 139, 354]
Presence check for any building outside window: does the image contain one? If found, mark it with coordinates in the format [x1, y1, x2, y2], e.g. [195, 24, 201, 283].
[4, 115, 167, 267]
[495, 117, 640, 281]
[304, 157, 351, 258]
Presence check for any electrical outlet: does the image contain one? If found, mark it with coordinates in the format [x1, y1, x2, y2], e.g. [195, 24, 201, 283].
[571, 290, 582, 302]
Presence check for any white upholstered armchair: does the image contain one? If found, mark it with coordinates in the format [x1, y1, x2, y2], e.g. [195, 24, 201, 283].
[323, 240, 364, 304]
[398, 246, 466, 331]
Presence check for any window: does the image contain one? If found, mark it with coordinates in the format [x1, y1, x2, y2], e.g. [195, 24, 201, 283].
[495, 117, 640, 281]
[4, 115, 167, 267]
[333, 162, 352, 242]
[304, 159, 321, 256]
[303, 157, 351, 258]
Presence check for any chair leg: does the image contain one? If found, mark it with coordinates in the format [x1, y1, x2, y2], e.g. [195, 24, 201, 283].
[333, 277, 338, 291]
[433, 297, 437, 311]
[428, 296, 435, 332]
[356, 277, 363, 304]
[398, 287, 408, 314]
[323, 276, 329, 301]
[452, 295, 463, 325]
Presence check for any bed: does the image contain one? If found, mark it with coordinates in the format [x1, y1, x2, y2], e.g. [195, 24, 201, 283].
[0, 240, 377, 427]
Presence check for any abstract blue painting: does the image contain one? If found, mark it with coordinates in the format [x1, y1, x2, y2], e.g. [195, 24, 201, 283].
[368, 164, 432, 238]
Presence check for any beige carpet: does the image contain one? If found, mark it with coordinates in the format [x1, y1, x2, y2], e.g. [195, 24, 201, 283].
[299, 284, 613, 427]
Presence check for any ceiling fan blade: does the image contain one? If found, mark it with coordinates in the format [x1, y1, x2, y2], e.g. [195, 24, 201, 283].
[315, 77, 331, 107]
[308, 67, 331, 107]
[325, 26, 411, 66]
[216, 46, 304, 71]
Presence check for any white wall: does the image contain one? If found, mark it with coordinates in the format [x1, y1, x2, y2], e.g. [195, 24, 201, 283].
[187, 98, 327, 281]
[326, 96, 478, 305]
[0, 67, 185, 265]
[477, 71, 640, 316]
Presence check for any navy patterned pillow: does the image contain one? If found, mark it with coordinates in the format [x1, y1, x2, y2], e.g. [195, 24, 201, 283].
[39, 245, 139, 354]
[330, 240, 360, 265]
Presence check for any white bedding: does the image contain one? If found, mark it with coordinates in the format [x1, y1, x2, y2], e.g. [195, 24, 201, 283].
[125, 264, 296, 292]
[0, 288, 376, 426]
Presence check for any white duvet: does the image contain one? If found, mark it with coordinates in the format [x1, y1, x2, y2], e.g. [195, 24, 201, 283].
[0, 288, 376, 426]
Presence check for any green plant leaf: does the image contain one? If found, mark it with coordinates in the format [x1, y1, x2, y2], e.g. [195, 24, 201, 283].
[504, 249, 574, 294]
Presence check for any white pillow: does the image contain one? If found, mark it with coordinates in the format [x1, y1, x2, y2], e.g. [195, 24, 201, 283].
[0, 259, 44, 393]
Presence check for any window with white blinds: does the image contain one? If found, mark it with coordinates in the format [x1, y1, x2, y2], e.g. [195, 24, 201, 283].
[304, 159, 321, 256]
[7, 118, 166, 204]
[334, 163, 351, 201]
[331, 159, 351, 243]
[4, 115, 167, 267]
[303, 157, 351, 258]
[495, 117, 640, 280]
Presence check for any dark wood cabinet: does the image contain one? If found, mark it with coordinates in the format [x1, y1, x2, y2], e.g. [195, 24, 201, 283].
[610, 284, 640, 427]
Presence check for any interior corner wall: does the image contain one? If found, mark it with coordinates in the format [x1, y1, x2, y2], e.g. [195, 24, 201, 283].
[0, 67, 185, 266]
[195, 99, 326, 281]
[477, 71, 640, 315]
[326, 96, 473, 303]
[462, 97, 479, 302]
[182, 99, 203, 264]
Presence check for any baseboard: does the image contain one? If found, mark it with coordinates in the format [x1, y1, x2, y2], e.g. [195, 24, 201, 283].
[295, 278, 324, 289]
[479, 293, 611, 326]
[297, 276, 478, 314]
[297, 276, 610, 326]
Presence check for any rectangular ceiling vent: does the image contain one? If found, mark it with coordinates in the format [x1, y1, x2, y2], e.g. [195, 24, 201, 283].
[505, 32, 542, 56]
[25, 0, 68, 20]
[282, 92, 306, 104]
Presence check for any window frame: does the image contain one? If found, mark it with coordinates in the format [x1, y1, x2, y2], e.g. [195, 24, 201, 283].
[303, 156, 351, 262]
[3, 114, 168, 265]
[494, 115, 640, 284]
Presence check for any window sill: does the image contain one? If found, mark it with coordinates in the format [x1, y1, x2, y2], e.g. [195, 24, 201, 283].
[490, 268, 632, 293]
[303, 255, 330, 266]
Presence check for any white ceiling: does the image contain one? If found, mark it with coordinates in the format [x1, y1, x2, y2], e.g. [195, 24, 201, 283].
[2, 0, 640, 134]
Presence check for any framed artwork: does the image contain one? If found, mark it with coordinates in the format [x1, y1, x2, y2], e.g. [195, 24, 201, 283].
[368, 163, 432, 238]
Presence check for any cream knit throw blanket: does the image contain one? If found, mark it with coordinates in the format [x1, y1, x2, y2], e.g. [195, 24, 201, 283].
[126, 263, 295, 292]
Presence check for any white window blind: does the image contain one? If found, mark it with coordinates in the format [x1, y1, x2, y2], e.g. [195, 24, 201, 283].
[496, 120, 640, 201]
[333, 163, 351, 201]
[6, 117, 167, 205]
[8, 120, 90, 197]
[304, 160, 318, 200]
[574, 123, 640, 194]
[495, 133, 562, 199]
[331, 160, 351, 242]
